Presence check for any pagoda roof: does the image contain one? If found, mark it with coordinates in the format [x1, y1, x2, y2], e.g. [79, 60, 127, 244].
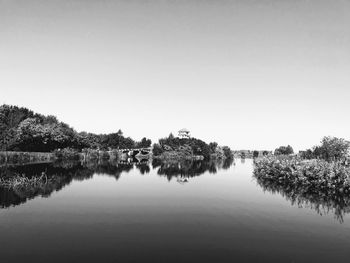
[179, 128, 190, 133]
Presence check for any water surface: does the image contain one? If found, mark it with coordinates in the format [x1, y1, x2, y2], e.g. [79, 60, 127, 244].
[1, 159, 349, 262]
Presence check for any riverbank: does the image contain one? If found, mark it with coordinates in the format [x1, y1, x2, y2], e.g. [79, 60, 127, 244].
[0, 151, 54, 164]
[0, 148, 154, 166]
[0, 150, 120, 165]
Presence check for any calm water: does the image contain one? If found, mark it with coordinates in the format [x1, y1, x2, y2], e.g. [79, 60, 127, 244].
[1, 159, 350, 263]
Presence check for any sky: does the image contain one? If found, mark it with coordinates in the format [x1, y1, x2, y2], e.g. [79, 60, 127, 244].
[1, 0, 349, 151]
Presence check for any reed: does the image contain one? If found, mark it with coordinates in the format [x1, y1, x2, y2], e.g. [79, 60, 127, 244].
[0, 173, 49, 190]
[254, 157, 350, 192]
[254, 156, 350, 222]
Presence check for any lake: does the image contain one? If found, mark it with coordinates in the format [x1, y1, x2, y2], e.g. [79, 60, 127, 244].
[1, 158, 350, 263]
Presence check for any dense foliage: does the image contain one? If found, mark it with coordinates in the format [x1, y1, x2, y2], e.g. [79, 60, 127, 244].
[152, 133, 233, 160]
[274, 145, 294, 155]
[300, 136, 350, 161]
[0, 105, 151, 152]
[152, 158, 234, 181]
[254, 157, 350, 193]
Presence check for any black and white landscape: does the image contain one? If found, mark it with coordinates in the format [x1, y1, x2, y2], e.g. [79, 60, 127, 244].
[1, 1, 350, 263]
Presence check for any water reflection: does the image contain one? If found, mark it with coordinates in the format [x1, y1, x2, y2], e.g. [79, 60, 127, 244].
[4, 158, 350, 223]
[0, 158, 234, 208]
[0, 163, 91, 208]
[2, 158, 350, 262]
[254, 173, 350, 223]
[152, 158, 234, 182]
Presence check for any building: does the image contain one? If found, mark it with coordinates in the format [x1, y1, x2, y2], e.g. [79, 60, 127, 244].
[178, 128, 191, 139]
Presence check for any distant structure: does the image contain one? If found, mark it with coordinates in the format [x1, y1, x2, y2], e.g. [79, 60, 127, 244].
[178, 128, 191, 139]
[233, 150, 273, 158]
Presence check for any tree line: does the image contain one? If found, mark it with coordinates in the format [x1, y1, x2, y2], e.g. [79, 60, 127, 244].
[274, 136, 350, 161]
[0, 105, 151, 152]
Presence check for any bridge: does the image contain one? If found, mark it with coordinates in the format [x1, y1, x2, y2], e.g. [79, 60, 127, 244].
[118, 147, 152, 158]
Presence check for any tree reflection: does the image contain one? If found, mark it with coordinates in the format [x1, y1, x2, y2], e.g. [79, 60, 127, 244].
[0, 158, 234, 208]
[153, 158, 234, 182]
[0, 158, 148, 208]
[136, 162, 151, 175]
[254, 174, 350, 223]
[0, 163, 94, 208]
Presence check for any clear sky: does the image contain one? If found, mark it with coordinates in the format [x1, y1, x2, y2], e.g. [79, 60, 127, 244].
[1, 0, 349, 151]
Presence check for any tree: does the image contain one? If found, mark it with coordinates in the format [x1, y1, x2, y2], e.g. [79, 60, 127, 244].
[120, 137, 136, 149]
[222, 146, 233, 159]
[316, 136, 350, 161]
[190, 138, 211, 160]
[10, 118, 78, 151]
[0, 104, 146, 152]
[157, 132, 213, 159]
[214, 146, 225, 159]
[77, 132, 100, 149]
[209, 142, 218, 154]
[168, 133, 175, 140]
[299, 149, 314, 159]
[274, 145, 294, 155]
[13, 118, 46, 151]
[137, 137, 152, 148]
[253, 150, 259, 158]
[152, 143, 163, 156]
[0, 105, 36, 150]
